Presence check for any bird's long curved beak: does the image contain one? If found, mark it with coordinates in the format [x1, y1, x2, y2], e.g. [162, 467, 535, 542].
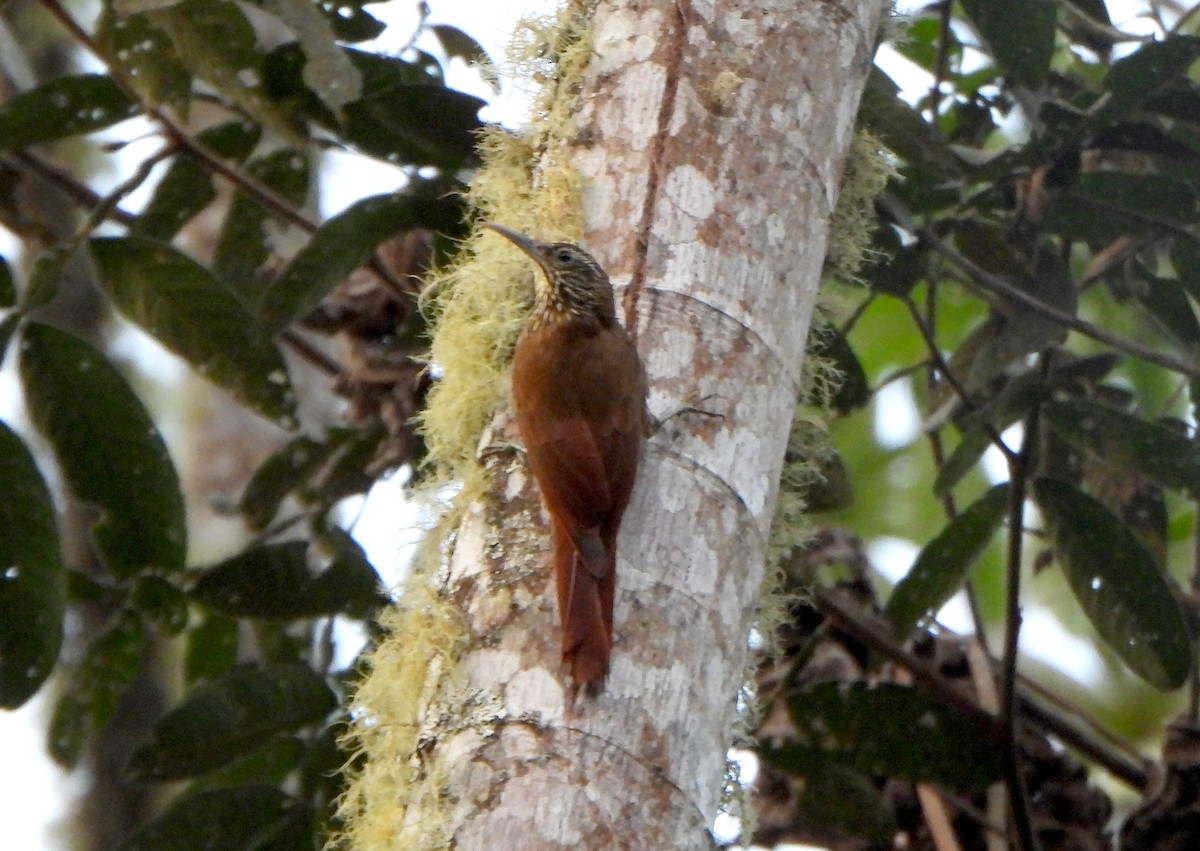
[482, 222, 542, 265]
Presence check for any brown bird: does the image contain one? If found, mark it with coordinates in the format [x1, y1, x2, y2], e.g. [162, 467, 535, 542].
[484, 223, 647, 688]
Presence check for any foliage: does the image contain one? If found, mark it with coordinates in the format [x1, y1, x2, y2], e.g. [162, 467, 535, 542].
[750, 2, 1200, 849]
[0, 0, 484, 846]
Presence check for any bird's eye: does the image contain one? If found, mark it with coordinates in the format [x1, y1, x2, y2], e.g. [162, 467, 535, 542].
[555, 248, 574, 263]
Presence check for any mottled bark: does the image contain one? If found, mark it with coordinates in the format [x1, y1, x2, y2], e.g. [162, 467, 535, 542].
[423, 1, 886, 848]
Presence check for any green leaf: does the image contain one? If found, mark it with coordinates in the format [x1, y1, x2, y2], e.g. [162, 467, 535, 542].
[0, 421, 65, 708]
[152, 0, 304, 148]
[0, 254, 14, 306]
[88, 236, 297, 424]
[0, 74, 139, 151]
[96, 5, 191, 112]
[127, 663, 337, 780]
[238, 435, 330, 530]
[19, 323, 186, 577]
[115, 786, 311, 851]
[886, 483, 1009, 633]
[1045, 172, 1199, 241]
[858, 68, 962, 184]
[807, 323, 869, 414]
[1101, 35, 1200, 120]
[263, 45, 483, 170]
[24, 245, 75, 311]
[774, 682, 1003, 790]
[212, 148, 310, 305]
[133, 121, 262, 242]
[260, 0, 362, 114]
[1043, 399, 1200, 500]
[960, 0, 1056, 90]
[258, 186, 461, 329]
[132, 575, 189, 634]
[191, 539, 381, 620]
[185, 613, 239, 687]
[1034, 477, 1192, 690]
[1130, 271, 1200, 346]
[49, 611, 146, 767]
[800, 764, 896, 844]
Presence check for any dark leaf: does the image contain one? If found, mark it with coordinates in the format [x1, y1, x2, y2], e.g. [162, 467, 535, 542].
[191, 736, 307, 791]
[238, 435, 332, 530]
[133, 121, 262, 242]
[1045, 172, 1199, 241]
[314, 0, 385, 42]
[213, 148, 310, 305]
[934, 428, 992, 497]
[960, 0, 1056, 89]
[115, 786, 311, 851]
[1130, 270, 1200, 346]
[0, 254, 13, 306]
[258, 186, 462, 330]
[0, 74, 139, 151]
[154, 0, 304, 147]
[264, 44, 483, 170]
[1101, 35, 1200, 121]
[127, 662, 337, 781]
[49, 611, 146, 767]
[1043, 399, 1200, 500]
[0, 421, 64, 708]
[25, 245, 74, 311]
[19, 323, 186, 577]
[184, 613, 239, 687]
[774, 682, 1002, 790]
[191, 539, 381, 620]
[800, 764, 896, 844]
[96, 6, 191, 112]
[430, 24, 499, 92]
[886, 483, 1009, 633]
[89, 236, 297, 424]
[859, 68, 962, 183]
[1034, 478, 1191, 690]
[131, 575, 189, 635]
[807, 323, 869, 414]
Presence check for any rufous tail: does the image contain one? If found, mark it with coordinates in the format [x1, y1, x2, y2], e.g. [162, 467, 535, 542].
[552, 521, 613, 687]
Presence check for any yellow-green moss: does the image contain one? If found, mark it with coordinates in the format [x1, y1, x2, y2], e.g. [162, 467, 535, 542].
[332, 5, 598, 851]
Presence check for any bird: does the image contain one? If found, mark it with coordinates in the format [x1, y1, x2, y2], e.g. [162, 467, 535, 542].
[483, 223, 647, 689]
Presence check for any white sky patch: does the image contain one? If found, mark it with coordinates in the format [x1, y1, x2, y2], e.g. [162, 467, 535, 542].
[1021, 606, 1107, 686]
[873, 374, 920, 449]
[868, 535, 920, 584]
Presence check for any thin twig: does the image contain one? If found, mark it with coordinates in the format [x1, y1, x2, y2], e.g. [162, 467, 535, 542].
[999, 370, 1042, 851]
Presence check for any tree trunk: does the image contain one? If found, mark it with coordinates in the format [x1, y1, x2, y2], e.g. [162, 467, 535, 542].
[409, 1, 885, 848]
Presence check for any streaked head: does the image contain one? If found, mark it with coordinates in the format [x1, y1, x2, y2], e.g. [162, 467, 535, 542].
[483, 223, 615, 323]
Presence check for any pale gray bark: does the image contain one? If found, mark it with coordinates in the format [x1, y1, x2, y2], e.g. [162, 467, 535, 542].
[425, 1, 887, 848]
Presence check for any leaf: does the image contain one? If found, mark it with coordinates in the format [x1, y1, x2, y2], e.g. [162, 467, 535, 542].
[1045, 172, 1199, 241]
[132, 575, 189, 634]
[212, 148, 310, 305]
[0, 254, 14, 306]
[115, 786, 311, 851]
[133, 121, 262, 242]
[260, 0, 362, 114]
[800, 764, 896, 844]
[1130, 270, 1200, 346]
[0, 74, 139, 151]
[25, 245, 75, 311]
[49, 611, 146, 766]
[886, 483, 1009, 633]
[1034, 478, 1192, 690]
[19, 323, 186, 577]
[859, 67, 962, 184]
[127, 663, 337, 780]
[88, 236, 297, 424]
[430, 24, 499, 93]
[314, 0, 384, 42]
[152, 0, 304, 148]
[191, 539, 382, 620]
[96, 5, 192, 112]
[961, 0, 1056, 90]
[1043, 399, 1200, 500]
[258, 186, 462, 329]
[771, 682, 1002, 790]
[263, 44, 484, 170]
[238, 435, 330, 530]
[0, 421, 65, 708]
[807, 323, 869, 414]
[1101, 35, 1200, 121]
[184, 613, 239, 687]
